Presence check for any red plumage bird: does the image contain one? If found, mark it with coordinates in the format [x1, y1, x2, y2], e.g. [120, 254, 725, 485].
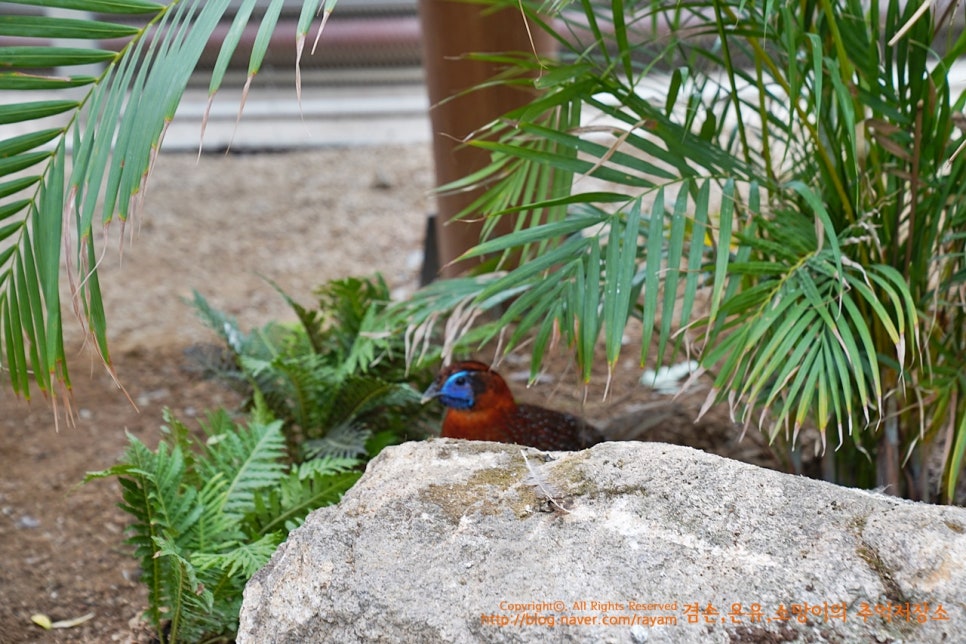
[421, 360, 603, 451]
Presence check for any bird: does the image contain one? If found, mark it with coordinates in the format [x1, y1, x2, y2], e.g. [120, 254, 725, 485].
[421, 360, 603, 451]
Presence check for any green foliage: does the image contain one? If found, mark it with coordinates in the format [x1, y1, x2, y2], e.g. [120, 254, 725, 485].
[0, 0, 333, 403]
[85, 275, 437, 642]
[85, 403, 361, 643]
[389, 0, 966, 501]
[191, 275, 439, 461]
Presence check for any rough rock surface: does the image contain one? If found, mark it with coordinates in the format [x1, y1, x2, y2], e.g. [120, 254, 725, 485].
[238, 440, 966, 643]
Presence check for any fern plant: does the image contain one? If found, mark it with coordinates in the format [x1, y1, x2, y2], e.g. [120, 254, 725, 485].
[87, 276, 443, 640]
[85, 402, 361, 643]
[191, 275, 440, 461]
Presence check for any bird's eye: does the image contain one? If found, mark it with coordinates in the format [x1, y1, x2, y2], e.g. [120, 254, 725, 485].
[455, 376, 467, 386]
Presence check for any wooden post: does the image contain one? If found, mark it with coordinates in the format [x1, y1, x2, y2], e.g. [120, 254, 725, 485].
[418, 0, 554, 277]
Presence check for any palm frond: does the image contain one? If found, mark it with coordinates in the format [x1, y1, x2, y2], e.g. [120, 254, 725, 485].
[0, 0, 333, 402]
[389, 0, 966, 500]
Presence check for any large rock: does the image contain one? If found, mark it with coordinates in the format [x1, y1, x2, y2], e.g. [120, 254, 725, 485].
[238, 440, 966, 643]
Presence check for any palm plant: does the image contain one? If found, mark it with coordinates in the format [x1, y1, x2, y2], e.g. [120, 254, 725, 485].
[0, 0, 333, 410]
[389, 0, 966, 502]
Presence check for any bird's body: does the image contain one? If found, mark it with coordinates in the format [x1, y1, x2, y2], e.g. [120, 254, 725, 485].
[422, 361, 603, 451]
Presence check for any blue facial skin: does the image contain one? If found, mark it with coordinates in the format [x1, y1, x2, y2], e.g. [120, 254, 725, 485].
[436, 371, 476, 410]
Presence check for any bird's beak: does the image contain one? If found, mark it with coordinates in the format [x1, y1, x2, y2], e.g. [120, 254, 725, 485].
[420, 381, 441, 405]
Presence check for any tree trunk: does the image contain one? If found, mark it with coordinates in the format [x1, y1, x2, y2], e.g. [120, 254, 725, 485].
[418, 0, 554, 277]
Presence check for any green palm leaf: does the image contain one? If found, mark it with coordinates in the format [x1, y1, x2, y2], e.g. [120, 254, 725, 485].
[387, 0, 966, 500]
[0, 0, 334, 403]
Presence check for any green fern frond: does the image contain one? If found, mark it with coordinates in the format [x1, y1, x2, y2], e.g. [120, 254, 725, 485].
[196, 410, 288, 520]
[192, 532, 283, 580]
[188, 290, 248, 355]
[264, 353, 341, 430]
[86, 432, 204, 637]
[191, 279, 440, 466]
[295, 455, 360, 479]
[249, 462, 361, 536]
[266, 274, 403, 375]
[151, 535, 220, 643]
[330, 375, 422, 425]
[314, 275, 392, 358]
[85, 405, 316, 641]
[302, 423, 371, 460]
[188, 472, 242, 555]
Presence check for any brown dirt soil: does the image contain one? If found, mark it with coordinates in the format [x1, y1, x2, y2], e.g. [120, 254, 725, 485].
[0, 145, 787, 643]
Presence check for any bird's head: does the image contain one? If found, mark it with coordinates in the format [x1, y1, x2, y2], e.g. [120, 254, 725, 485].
[421, 361, 512, 411]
